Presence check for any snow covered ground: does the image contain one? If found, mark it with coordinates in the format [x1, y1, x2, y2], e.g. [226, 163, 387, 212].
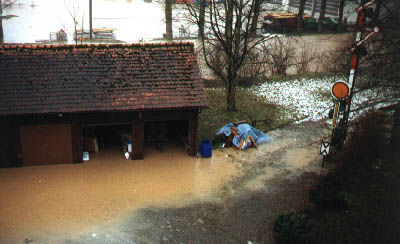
[251, 77, 397, 123]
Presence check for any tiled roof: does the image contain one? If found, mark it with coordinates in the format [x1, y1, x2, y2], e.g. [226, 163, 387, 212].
[0, 43, 207, 116]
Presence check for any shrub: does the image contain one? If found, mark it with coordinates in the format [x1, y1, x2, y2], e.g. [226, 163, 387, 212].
[337, 110, 388, 169]
[274, 210, 312, 244]
[309, 172, 352, 209]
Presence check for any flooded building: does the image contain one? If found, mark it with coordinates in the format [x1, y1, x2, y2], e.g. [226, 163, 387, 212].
[0, 42, 207, 167]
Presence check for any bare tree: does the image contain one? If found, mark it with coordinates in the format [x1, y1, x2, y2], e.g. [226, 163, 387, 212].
[154, 0, 175, 40]
[0, 0, 4, 44]
[198, 0, 205, 37]
[184, 0, 277, 111]
[265, 37, 297, 75]
[0, 0, 18, 43]
[165, 0, 173, 40]
[357, 0, 400, 99]
[296, 0, 306, 33]
[64, 0, 84, 45]
[311, 0, 317, 17]
[318, 0, 327, 32]
[328, 0, 400, 114]
[249, 0, 262, 36]
[337, 0, 346, 32]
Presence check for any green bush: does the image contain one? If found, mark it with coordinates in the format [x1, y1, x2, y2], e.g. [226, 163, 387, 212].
[303, 18, 338, 32]
[337, 110, 388, 170]
[274, 210, 312, 244]
[309, 172, 352, 209]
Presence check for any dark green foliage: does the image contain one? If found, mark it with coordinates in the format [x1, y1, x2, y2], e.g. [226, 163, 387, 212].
[337, 110, 388, 170]
[274, 210, 312, 244]
[303, 18, 338, 32]
[303, 109, 399, 244]
[309, 172, 351, 209]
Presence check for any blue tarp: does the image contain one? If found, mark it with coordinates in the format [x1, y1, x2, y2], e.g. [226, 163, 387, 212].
[216, 123, 272, 150]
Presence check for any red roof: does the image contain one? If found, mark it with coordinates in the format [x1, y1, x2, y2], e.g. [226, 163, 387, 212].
[0, 43, 207, 116]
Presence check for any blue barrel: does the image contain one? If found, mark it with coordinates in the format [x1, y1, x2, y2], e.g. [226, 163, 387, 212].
[200, 140, 212, 158]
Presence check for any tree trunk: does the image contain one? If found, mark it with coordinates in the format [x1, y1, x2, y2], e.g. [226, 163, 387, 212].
[337, 0, 345, 32]
[198, 0, 205, 38]
[225, 0, 233, 41]
[225, 0, 235, 111]
[318, 0, 327, 33]
[311, 0, 317, 18]
[226, 82, 236, 111]
[373, 0, 381, 24]
[89, 0, 93, 39]
[165, 0, 173, 40]
[0, 19, 3, 44]
[0, 0, 4, 44]
[74, 19, 78, 45]
[250, 0, 262, 36]
[297, 0, 306, 33]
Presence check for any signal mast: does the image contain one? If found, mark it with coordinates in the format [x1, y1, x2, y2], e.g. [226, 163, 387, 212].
[320, 0, 380, 163]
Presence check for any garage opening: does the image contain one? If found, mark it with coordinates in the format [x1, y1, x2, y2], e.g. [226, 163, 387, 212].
[83, 124, 128, 151]
[82, 120, 190, 160]
[144, 120, 190, 154]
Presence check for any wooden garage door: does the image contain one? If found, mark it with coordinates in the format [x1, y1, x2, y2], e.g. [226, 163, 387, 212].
[20, 124, 73, 166]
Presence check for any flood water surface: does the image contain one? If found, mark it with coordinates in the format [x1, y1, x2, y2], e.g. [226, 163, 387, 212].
[0, 142, 236, 243]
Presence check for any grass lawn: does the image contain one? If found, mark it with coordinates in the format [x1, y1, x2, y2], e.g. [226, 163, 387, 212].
[198, 88, 297, 146]
[197, 73, 334, 146]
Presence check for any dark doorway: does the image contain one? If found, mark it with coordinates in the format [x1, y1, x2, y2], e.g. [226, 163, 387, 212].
[83, 124, 131, 156]
[144, 120, 189, 153]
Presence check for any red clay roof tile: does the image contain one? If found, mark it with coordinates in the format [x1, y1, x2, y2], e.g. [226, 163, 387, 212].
[0, 43, 207, 116]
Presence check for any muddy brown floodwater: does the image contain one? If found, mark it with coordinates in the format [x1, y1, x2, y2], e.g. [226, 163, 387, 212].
[0, 141, 237, 244]
[0, 121, 331, 244]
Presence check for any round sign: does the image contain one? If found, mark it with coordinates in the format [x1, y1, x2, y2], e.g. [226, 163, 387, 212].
[331, 81, 350, 100]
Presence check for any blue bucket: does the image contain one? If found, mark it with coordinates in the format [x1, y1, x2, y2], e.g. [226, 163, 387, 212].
[200, 140, 212, 158]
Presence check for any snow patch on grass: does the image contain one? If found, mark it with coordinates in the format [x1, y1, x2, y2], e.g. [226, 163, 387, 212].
[251, 77, 395, 123]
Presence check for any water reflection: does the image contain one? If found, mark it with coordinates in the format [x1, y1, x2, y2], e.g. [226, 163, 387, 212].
[2, 0, 166, 43]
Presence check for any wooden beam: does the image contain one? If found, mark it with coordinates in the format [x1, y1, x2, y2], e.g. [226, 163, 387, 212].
[188, 112, 198, 156]
[143, 110, 196, 121]
[249, 136, 258, 148]
[71, 122, 83, 163]
[233, 120, 247, 125]
[238, 138, 244, 151]
[131, 119, 144, 160]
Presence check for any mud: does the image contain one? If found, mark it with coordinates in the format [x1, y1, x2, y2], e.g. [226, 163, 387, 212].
[0, 121, 331, 244]
[122, 121, 330, 244]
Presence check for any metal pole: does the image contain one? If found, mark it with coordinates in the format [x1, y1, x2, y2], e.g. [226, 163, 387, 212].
[343, 0, 375, 125]
[89, 0, 92, 40]
[325, 0, 378, 159]
[0, 0, 4, 44]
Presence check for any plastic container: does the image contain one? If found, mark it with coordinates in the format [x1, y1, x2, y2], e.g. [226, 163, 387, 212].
[200, 140, 212, 158]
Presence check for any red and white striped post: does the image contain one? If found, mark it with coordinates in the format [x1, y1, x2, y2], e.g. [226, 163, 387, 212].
[322, 0, 380, 161]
